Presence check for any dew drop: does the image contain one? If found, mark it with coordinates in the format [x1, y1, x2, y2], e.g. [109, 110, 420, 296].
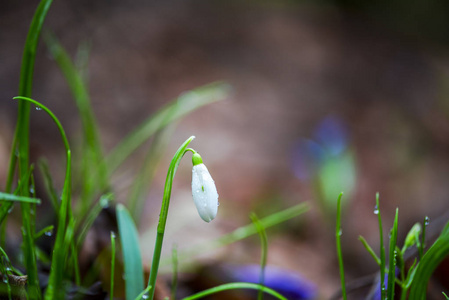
[338, 229, 342, 236]
[44, 230, 53, 237]
[424, 216, 430, 226]
[35, 106, 42, 111]
[217, 202, 220, 207]
[7, 207, 13, 214]
[111, 231, 116, 239]
[29, 186, 35, 194]
[142, 294, 149, 299]
[374, 205, 379, 215]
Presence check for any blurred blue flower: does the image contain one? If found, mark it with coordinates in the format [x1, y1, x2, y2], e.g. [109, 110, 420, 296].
[372, 268, 399, 300]
[291, 115, 356, 212]
[225, 264, 317, 300]
[314, 116, 348, 157]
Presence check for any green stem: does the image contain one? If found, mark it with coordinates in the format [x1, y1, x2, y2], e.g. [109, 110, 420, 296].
[376, 193, 386, 300]
[335, 193, 347, 300]
[147, 136, 195, 300]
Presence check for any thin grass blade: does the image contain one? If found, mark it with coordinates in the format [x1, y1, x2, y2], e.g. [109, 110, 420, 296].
[14, 97, 72, 300]
[376, 193, 386, 299]
[386, 208, 399, 300]
[0, 192, 40, 204]
[45, 33, 108, 204]
[250, 213, 268, 300]
[335, 193, 347, 300]
[11, 1, 54, 296]
[110, 232, 116, 300]
[169, 203, 309, 266]
[358, 236, 381, 265]
[128, 126, 174, 223]
[38, 159, 59, 210]
[181, 282, 287, 300]
[76, 193, 114, 249]
[106, 82, 230, 174]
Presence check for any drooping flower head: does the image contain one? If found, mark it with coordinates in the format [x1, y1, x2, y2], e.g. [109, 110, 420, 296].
[191, 152, 219, 222]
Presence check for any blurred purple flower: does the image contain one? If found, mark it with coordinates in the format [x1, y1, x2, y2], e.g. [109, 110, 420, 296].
[291, 115, 349, 181]
[314, 116, 348, 157]
[225, 264, 317, 300]
[372, 268, 399, 300]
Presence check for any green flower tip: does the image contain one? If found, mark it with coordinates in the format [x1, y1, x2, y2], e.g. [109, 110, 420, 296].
[403, 222, 422, 252]
[192, 152, 203, 166]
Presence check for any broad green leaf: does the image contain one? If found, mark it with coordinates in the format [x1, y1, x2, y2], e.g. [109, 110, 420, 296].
[117, 204, 144, 300]
[409, 220, 449, 300]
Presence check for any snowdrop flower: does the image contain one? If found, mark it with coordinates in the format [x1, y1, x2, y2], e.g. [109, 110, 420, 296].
[191, 152, 218, 222]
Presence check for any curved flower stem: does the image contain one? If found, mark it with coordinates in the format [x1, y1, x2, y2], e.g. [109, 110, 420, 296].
[147, 136, 195, 300]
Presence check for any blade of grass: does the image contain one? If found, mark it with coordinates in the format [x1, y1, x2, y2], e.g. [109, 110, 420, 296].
[250, 213, 268, 300]
[117, 204, 144, 300]
[134, 285, 153, 300]
[76, 193, 114, 249]
[35, 225, 54, 240]
[14, 97, 72, 300]
[167, 203, 310, 267]
[358, 236, 381, 265]
[45, 33, 108, 210]
[10, 0, 53, 296]
[335, 192, 347, 300]
[38, 159, 59, 211]
[181, 282, 287, 300]
[387, 208, 399, 300]
[128, 126, 174, 223]
[0, 166, 35, 227]
[418, 216, 429, 259]
[0, 192, 40, 204]
[376, 193, 386, 299]
[110, 232, 116, 300]
[106, 82, 230, 174]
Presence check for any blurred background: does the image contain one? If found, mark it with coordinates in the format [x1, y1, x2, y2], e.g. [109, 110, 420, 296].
[2, 0, 449, 298]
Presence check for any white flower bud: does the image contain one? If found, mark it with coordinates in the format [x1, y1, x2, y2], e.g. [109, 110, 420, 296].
[191, 163, 218, 222]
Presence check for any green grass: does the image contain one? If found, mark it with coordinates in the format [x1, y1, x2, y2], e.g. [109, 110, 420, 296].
[5, 1, 449, 299]
[250, 212, 268, 300]
[335, 192, 347, 300]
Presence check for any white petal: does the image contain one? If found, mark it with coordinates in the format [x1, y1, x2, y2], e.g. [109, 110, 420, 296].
[191, 164, 218, 222]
